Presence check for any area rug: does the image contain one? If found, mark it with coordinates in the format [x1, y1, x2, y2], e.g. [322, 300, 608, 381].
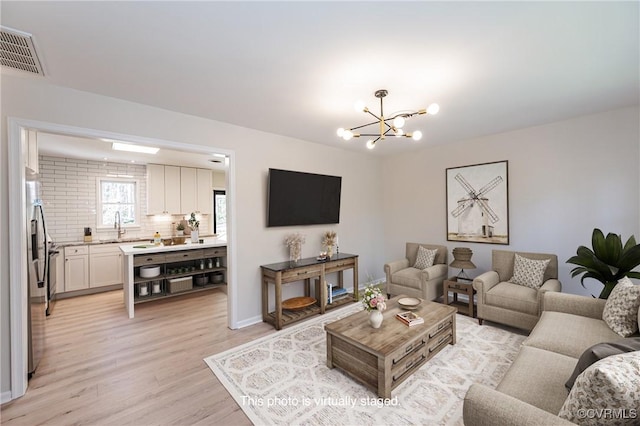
[204, 305, 526, 425]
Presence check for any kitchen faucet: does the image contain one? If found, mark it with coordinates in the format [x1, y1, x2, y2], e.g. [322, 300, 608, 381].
[114, 211, 126, 240]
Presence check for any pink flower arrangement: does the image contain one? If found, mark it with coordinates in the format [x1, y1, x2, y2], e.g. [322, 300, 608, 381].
[362, 285, 387, 312]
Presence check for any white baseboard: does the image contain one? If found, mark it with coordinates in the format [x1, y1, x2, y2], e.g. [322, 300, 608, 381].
[234, 315, 263, 329]
[1, 390, 13, 404]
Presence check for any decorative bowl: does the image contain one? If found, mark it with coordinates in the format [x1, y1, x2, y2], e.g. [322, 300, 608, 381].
[140, 265, 161, 278]
[398, 297, 421, 310]
[162, 238, 173, 246]
[282, 296, 316, 311]
[172, 236, 186, 245]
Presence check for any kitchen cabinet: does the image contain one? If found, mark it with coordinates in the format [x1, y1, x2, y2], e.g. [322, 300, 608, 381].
[23, 129, 39, 174]
[89, 245, 123, 288]
[147, 164, 181, 214]
[147, 164, 166, 214]
[64, 246, 89, 291]
[147, 165, 212, 215]
[196, 168, 213, 215]
[164, 166, 181, 213]
[180, 167, 197, 214]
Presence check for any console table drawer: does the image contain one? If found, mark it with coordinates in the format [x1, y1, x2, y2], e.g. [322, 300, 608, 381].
[282, 266, 322, 281]
[165, 250, 204, 263]
[134, 254, 166, 266]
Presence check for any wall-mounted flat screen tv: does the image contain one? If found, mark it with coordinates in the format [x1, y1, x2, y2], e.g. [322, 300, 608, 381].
[267, 168, 342, 227]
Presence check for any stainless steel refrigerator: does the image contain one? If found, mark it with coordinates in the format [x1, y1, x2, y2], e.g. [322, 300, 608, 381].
[26, 174, 47, 376]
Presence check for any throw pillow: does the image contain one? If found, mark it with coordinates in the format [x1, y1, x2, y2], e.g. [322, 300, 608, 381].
[414, 246, 437, 270]
[558, 351, 640, 425]
[602, 276, 640, 337]
[508, 253, 550, 289]
[565, 338, 640, 391]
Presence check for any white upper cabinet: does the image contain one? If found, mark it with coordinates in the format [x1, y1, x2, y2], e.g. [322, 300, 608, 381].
[180, 167, 197, 214]
[147, 165, 211, 215]
[23, 129, 39, 174]
[164, 166, 181, 214]
[196, 168, 213, 215]
[147, 164, 166, 214]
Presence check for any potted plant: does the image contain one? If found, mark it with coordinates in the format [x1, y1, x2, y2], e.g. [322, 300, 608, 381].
[567, 228, 640, 299]
[176, 222, 185, 236]
[188, 212, 200, 243]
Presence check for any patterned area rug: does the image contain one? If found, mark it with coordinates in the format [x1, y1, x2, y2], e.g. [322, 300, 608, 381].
[204, 305, 525, 425]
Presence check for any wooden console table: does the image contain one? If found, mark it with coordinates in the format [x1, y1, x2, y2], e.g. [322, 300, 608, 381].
[261, 253, 358, 330]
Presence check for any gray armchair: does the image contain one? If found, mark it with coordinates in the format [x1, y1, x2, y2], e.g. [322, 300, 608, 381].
[384, 243, 448, 301]
[473, 250, 561, 331]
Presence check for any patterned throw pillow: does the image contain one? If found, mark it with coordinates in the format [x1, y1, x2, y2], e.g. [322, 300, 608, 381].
[414, 246, 437, 270]
[558, 351, 640, 425]
[602, 277, 640, 337]
[508, 253, 550, 289]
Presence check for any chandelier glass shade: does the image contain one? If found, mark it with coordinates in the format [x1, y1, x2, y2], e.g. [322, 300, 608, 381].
[337, 89, 439, 149]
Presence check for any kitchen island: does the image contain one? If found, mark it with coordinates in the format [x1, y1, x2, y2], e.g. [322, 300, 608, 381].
[120, 237, 227, 318]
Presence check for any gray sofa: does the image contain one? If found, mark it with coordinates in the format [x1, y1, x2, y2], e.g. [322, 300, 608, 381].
[463, 292, 640, 426]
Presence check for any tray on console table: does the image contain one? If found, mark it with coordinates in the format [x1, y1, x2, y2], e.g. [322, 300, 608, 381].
[261, 253, 359, 330]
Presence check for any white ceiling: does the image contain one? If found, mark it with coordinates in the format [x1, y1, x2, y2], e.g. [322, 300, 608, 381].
[2, 1, 638, 157]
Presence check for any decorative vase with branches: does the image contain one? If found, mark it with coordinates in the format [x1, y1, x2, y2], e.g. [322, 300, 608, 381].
[567, 228, 640, 299]
[322, 231, 337, 258]
[285, 233, 305, 263]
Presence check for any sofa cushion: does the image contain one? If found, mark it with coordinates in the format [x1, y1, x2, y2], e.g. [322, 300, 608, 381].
[391, 268, 423, 290]
[602, 276, 640, 337]
[414, 246, 437, 269]
[565, 338, 640, 391]
[496, 346, 577, 415]
[558, 351, 640, 425]
[485, 282, 539, 315]
[523, 311, 622, 358]
[509, 253, 550, 289]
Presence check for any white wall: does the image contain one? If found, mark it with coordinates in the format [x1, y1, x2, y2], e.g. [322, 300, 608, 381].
[382, 107, 640, 297]
[0, 74, 385, 395]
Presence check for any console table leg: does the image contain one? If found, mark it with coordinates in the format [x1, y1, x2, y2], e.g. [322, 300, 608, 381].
[275, 273, 283, 330]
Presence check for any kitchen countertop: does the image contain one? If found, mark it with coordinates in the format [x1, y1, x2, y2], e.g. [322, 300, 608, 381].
[58, 235, 221, 248]
[119, 236, 227, 256]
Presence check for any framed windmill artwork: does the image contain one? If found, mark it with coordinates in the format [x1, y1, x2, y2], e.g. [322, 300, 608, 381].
[446, 160, 509, 244]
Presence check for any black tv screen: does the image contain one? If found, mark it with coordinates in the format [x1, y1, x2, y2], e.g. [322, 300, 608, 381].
[267, 169, 342, 227]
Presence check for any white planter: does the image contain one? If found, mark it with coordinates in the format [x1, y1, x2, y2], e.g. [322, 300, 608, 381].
[191, 230, 199, 243]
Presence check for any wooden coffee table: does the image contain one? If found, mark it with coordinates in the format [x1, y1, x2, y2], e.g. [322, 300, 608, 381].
[325, 296, 456, 398]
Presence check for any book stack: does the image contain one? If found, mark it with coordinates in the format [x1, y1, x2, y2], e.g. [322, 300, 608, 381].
[327, 282, 349, 304]
[396, 311, 424, 327]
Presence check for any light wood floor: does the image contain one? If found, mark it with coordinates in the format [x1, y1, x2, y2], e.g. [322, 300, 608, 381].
[1, 289, 274, 425]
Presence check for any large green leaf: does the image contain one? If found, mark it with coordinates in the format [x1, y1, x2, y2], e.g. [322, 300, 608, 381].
[617, 244, 640, 272]
[567, 228, 640, 299]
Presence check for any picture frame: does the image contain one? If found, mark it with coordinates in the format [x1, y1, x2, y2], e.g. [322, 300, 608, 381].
[446, 160, 509, 244]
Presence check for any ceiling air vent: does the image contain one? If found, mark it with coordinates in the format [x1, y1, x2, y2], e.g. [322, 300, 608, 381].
[0, 26, 45, 76]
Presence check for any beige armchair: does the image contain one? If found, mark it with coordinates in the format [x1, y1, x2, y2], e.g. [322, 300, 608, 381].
[474, 250, 561, 331]
[384, 243, 448, 301]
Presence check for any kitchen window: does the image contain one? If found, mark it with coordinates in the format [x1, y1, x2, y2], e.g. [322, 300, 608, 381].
[96, 178, 140, 229]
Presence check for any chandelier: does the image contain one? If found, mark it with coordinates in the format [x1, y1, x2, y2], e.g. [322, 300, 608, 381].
[336, 89, 439, 149]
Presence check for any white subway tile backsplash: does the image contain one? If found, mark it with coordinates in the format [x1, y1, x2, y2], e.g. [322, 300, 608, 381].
[39, 155, 212, 243]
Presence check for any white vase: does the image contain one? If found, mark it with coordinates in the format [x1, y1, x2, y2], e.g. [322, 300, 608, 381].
[191, 230, 199, 243]
[177, 230, 184, 236]
[369, 309, 383, 329]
